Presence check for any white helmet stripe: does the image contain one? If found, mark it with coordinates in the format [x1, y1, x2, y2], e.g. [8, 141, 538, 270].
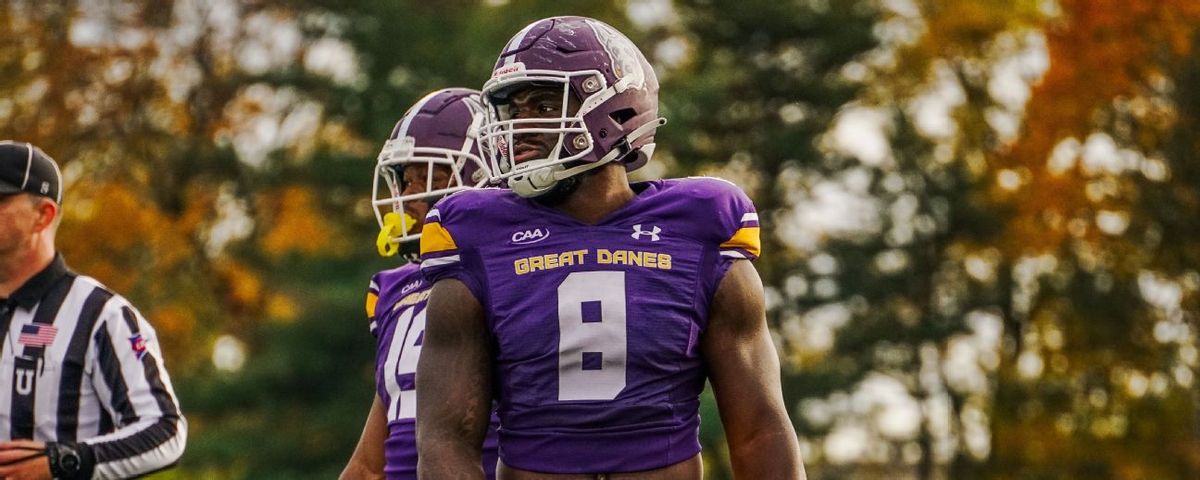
[502, 20, 540, 66]
[395, 90, 443, 141]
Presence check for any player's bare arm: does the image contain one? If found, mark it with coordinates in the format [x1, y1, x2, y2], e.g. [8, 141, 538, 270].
[339, 395, 387, 480]
[703, 260, 806, 479]
[416, 279, 494, 479]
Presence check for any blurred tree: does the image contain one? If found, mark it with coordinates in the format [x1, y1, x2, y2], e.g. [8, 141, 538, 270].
[805, 2, 1046, 478]
[744, 0, 1044, 476]
[981, 1, 1200, 478]
[1140, 31, 1200, 476]
[645, 0, 881, 476]
[6, 0, 1200, 478]
[0, 0, 371, 477]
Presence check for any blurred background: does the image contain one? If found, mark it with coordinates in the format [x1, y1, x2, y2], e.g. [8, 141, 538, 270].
[2, 0, 1199, 478]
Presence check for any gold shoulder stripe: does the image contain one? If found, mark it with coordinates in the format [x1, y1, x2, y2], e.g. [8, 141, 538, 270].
[365, 292, 379, 318]
[720, 227, 761, 257]
[420, 222, 458, 255]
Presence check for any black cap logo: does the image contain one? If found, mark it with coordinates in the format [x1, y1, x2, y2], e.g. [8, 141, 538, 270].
[0, 141, 62, 204]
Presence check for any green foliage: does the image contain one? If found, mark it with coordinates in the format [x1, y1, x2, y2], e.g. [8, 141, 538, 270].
[5, 1, 1200, 479]
[180, 256, 382, 478]
[651, 1, 883, 475]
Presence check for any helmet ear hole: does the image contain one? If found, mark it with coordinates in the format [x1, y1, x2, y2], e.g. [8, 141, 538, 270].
[609, 108, 637, 125]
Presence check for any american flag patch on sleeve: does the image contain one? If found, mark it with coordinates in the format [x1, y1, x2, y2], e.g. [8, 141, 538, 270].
[18, 324, 57, 347]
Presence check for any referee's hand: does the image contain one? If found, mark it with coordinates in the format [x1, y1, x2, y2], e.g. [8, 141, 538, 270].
[0, 440, 49, 480]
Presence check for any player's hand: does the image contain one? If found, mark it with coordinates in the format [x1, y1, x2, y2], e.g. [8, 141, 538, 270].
[0, 440, 50, 480]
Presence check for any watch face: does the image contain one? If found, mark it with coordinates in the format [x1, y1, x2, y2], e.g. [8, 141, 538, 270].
[61, 452, 80, 470]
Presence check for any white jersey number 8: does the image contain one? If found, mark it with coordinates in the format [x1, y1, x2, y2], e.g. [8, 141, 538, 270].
[557, 271, 628, 401]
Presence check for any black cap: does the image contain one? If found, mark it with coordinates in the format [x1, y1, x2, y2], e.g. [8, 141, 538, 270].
[0, 141, 62, 204]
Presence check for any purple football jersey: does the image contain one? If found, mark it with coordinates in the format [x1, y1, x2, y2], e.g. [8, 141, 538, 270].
[368, 263, 501, 479]
[419, 178, 761, 473]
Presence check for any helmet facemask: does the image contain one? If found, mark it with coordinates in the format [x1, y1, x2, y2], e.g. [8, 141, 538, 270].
[480, 72, 601, 198]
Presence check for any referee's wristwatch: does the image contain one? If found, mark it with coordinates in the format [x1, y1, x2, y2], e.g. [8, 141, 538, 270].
[46, 442, 94, 480]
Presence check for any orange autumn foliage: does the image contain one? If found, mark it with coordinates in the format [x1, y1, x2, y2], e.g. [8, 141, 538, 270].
[997, 0, 1200, 254]
[257, 186, 346, 258]
[58, 181, 210, 294]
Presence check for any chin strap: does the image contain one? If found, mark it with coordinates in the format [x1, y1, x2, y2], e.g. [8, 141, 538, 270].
[375, 212, 418, 257]
[510, 117, 667, 198]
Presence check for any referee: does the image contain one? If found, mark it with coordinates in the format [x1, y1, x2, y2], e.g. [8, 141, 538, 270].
[0, 141, 186, 479]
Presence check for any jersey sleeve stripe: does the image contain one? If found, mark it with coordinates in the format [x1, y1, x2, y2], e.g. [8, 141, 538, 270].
[91, 418, 184, 478]
[366, 292, 379, 319]
[419, 222, 457, 254]
[420, 255, 462, 269]
[719, 226, 761, 258]
[740, 212, 759, 223]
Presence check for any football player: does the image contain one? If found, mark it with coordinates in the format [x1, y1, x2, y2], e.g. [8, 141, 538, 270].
[416, 17, 806, 479]
[341, 88, 500, 480]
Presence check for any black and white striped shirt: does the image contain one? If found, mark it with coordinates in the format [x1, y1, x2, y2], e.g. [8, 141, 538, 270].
[0, 254, 186, 479]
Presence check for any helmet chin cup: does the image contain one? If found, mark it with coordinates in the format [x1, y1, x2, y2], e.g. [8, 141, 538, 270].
[511, 164, 564, 198]
[506, 118, 664, 199]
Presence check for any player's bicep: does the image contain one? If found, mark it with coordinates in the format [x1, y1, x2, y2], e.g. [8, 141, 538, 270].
[702, 260, 805, 476]
[701, 260, 787, 434]
[415, 279, 492, 448]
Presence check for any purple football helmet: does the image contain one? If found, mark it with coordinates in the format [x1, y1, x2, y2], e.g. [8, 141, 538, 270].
[372, 88, 488, 258]
[479, 16, 666, 198]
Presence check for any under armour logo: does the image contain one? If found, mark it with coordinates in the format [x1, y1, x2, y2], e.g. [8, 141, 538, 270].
[631, 224, 661, 241]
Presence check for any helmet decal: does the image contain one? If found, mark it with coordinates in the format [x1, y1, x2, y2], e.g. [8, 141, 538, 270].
[587, 19, 645, 91]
